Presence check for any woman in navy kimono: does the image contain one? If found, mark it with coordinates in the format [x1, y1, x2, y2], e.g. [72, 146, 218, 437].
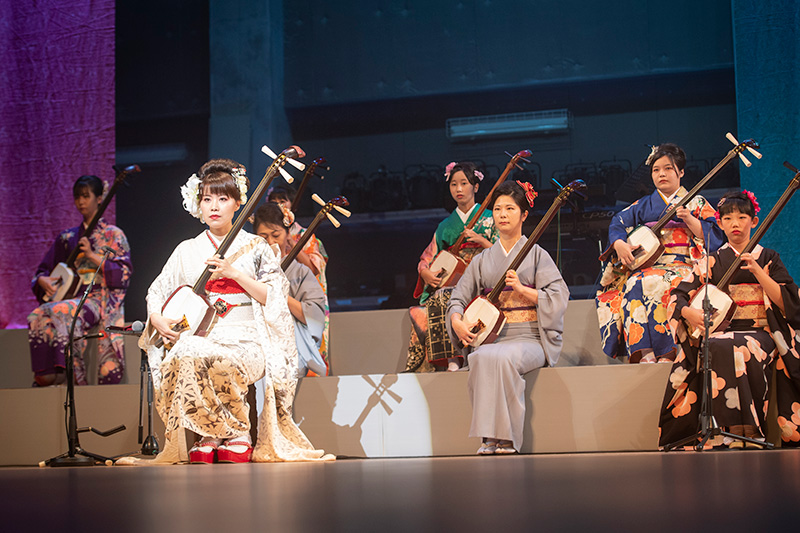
[596, 144, 724, 363]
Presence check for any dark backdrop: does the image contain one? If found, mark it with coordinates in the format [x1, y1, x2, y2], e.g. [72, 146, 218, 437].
[116, 0, 739, 321]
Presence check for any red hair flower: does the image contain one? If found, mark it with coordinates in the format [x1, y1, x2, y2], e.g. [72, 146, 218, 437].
[516, 180, 538, 207]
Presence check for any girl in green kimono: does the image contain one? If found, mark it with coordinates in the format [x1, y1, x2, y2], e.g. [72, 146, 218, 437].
[404, 161, 497, 372]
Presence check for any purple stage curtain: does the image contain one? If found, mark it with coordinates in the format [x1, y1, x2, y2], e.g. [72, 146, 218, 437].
[0, 1, 115, 328]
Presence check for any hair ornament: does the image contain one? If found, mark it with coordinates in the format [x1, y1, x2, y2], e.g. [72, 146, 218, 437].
[742, 189, 760, 215]
[444, 162, 457, 179]
[279, 202, 295, 227]
[516, 180, 538, 207]
[180, 173, 204, 220]
[474, 169, 484, 181]
[231, 166, 249, 204]
[645, 144, 659, 166]
[101, 179, 109, 201]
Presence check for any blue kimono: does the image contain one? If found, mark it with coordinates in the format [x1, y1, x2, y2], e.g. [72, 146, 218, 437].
[595, 187, 724, 362]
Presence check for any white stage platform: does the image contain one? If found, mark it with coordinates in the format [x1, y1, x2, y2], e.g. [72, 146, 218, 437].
[0, 300, 689, 465]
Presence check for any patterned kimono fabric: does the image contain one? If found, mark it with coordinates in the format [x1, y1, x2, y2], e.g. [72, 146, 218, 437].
[142, 231, 331, 463]
[447, 239, 569, 451]
[28, 219, 132, 385]
[658, 244, 800, 448]
[288, 221, 329, 375]
[405, 205, 497, 372]
[596, 188, 723, 362]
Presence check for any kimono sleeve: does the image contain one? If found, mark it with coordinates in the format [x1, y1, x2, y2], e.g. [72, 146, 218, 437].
[101, 226, 133, 290]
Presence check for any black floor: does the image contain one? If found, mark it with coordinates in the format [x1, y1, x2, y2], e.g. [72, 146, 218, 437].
[3, 450, 798, 532]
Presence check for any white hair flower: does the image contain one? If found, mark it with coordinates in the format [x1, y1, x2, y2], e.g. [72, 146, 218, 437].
[180, 173, 203, 220]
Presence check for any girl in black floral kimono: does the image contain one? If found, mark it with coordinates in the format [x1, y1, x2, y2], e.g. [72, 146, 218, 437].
[659, 190, 800, 448]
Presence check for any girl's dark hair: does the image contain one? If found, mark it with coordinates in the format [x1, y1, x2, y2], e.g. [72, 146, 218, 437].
[267, 184, 296, 204]
[491, 181, 529, 211]
[73, 175, 104, 198]
[197, 158, 248, 200]
[253, 202, 290, 231]
[717, 191, 757, 218]
[447, 162, 482, 186]
[649, 143, 686, 172]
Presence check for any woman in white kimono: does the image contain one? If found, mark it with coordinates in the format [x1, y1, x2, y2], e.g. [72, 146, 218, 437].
[253, 201, 327, 377]
[448, 180, 569, 454]
[135, 159, 332, 464]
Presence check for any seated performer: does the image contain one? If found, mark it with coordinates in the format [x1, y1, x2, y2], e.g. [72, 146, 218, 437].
[268, 184, 329, 372]
[139, 159, 332, 464]
[404, 161, 497, 372]
[596, 143, 724, 363]
[28, 175, 132, 386]
[253, 202, 327, 377]
[448, 181, 569, 454]
[659, 191, 800, 448]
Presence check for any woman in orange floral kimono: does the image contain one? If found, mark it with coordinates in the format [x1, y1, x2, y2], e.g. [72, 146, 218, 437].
[596, 144, 724, 363]
[659, 191, 800, 448]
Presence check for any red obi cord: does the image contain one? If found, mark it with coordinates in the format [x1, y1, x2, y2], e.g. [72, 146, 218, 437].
[205, 278, 246, 294]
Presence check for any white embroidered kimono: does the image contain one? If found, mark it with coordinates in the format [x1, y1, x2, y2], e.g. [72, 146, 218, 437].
[141, 230, 332, 463]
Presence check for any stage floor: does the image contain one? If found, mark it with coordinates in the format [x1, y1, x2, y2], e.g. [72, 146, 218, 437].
[3, 450, 798, 532]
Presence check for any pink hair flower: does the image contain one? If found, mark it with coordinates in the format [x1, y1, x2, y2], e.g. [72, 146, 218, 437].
[444, 161, 457, 179]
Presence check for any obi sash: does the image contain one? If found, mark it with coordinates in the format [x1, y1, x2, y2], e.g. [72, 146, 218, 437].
[729, 283, 767, 327]
[484, 286, 537, 323]
[652, 222, 692, 260]
[205, 278, 251, 318]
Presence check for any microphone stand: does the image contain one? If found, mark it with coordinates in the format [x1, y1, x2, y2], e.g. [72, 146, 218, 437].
[42, 249, 126, 467]
[664, 223, 772, 451]
[138, 347, 159, 455]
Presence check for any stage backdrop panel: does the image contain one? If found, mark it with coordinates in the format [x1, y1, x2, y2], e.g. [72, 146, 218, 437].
[0, 0, 116, 329]
[733, 0, 800, 276]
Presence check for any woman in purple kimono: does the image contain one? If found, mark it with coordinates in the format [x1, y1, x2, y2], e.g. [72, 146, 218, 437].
[28, 175, 132, 386]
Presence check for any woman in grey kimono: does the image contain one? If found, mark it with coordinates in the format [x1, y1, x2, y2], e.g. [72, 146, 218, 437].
[253, 201, 327, 377]
[448, 180, 569, 454]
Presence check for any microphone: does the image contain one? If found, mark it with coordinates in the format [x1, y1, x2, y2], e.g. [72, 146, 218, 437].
[101, 246, 116, 256]
[107, 320, 145, 336]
